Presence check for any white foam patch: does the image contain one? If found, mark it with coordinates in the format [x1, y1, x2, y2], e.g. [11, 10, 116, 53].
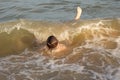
[104, 66, 120, 80]
[0, 22, 23, 34]
[112, 68, 120, 80]
[104, 36, 120, 58]
[60, 30, 70, 41]
[44, 59, 84, 73]
[74, 22, 120, 56]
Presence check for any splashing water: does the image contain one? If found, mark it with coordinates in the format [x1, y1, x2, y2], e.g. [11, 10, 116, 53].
[0, 18, 120, 80]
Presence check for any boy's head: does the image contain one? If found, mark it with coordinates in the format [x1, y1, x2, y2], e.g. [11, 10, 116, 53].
[47, 35, 58, 49]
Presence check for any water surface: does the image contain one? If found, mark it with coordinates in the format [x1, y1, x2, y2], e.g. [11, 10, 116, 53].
[0, 0, 120, 80]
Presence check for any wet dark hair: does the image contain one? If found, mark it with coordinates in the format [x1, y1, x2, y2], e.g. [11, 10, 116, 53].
[46, 35, 58, 49]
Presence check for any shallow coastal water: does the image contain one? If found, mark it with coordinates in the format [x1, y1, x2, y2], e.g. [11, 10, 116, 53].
[0, 0, 120, 80]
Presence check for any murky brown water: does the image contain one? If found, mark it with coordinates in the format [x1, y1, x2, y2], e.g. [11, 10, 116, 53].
[0, 18, 119, 80]
[0, 0, 120, 80]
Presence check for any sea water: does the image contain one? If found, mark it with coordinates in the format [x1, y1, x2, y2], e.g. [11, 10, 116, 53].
[0, 0, 120, 80]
